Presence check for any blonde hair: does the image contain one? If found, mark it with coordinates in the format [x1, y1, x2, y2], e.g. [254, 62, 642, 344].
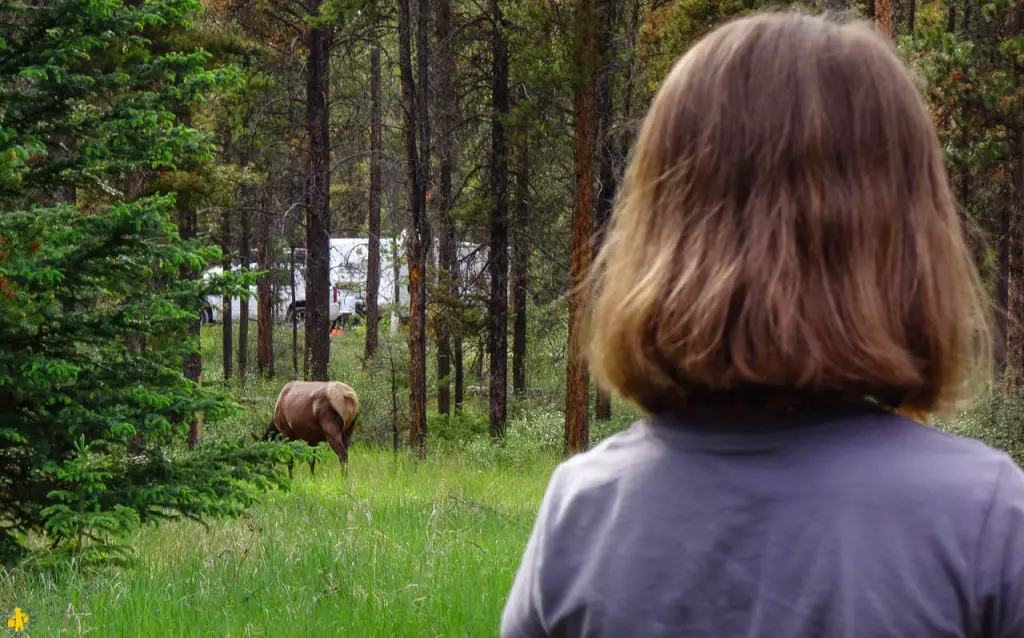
[588, 11, 991, 418]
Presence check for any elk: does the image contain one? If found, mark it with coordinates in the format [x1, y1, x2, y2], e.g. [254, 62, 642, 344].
[261, 381, 360, 478]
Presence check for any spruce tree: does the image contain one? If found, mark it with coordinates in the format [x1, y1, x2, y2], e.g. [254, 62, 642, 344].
[0, 0, 291, 565]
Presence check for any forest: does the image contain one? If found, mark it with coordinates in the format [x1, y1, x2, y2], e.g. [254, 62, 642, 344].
[2, 0, 1023, 633]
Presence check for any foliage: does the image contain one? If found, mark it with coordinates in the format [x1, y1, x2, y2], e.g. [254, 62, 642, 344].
[0, 0, 290, 565]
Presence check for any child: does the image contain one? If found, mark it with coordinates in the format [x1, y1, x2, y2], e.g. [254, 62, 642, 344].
[501, 11, 1024, 638]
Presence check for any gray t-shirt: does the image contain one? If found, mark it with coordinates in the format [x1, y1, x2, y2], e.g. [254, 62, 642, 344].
[500, 403, 1024, 637]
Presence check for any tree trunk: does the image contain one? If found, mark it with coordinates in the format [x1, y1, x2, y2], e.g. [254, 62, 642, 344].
[399, 0, 430, 458]
[125, 169, 150, 354]
[593, 0, 618, 423]
[454, 256, 465, 411]
[511, 145, 530, 398]
[256, 198, 274, 378]
[290, 245, 299, 376]
[565, 0, 598, 456]
[364, 37, 383, 361]
[305, 20, 332, 382]
[487, 0, 510, 438]
[1008, 133, 1024, 386]
[906, 0, 916, 36]
[874, 0, 894, 37]
[238, 194, 251, 378]
[221, 208, 233, 380]
[178, 189, 203, 447]
[998, 201, 1011, 377]
[435, 0, 457, 415]
[417, 0, 432, 209]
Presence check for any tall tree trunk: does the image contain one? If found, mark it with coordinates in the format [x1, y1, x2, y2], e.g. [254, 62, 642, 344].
[565, 0, 598, 456]
[875, 0, 894, 38]
[435, 0, 458, 415]
[178, 188, 203, 447]
[593, 0, 618, 423]
[305, 19, 332, 382]
[417, 0, 432, 208]
[1007, 11, 1024, 388]
[238, 194, 251, 378]
[125, 169, 150, 354]
[399, 0, 430, 458]
[906, 0, 916, 36]
[487, 0, 510, 438]
[221, 208, 233, 380]
[998, 201, 1011, 377]
[256, 199, 274, 378]
[365, 37, 383, 361]
[1008, 131, 1024, 386]
[290, 244, 299, 376]
[454, 255, 465, 411]
[511, 145, 530, 398]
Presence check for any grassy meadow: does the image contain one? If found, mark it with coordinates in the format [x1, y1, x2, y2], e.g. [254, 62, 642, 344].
[0, 322, 636, 636]
[3, 320, 1023, 636]
[0, 448, 556, 636]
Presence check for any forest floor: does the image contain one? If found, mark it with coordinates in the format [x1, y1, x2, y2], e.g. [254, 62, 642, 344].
[0, 445, 557, 636]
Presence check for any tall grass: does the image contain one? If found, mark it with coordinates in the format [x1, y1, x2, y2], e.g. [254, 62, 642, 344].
[0, 447, 558, 636]
[14, 318, 1021, 636]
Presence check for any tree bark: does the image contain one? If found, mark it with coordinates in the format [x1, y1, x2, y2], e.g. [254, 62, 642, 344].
[417, 0, 432, 209]
[399, 0, 430, 457]
[365, 37, 383, 361]
[487, 0, 510, 438]
[565, 0, 598, 456]
[305, 18, 332, 382]
[221, 207, 233, 380]
[998, 201, 1011, 377]
[435, 0, 457, 415]
[875, 0, 894, 38]
[511, 145, 530, 398]
[256, 197, 274, 378]
[906, 0, 916, 36]
[454, 256, 465, 411]
[290, 244, 299, 376]
[178, 188, 203, 447]
[1008, 133, 1024, 386]
[238, 192, 251, 378]
[593, 0, 618, 423]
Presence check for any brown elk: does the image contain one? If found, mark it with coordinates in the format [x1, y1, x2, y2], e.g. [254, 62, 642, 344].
[261, 381, 360, 478]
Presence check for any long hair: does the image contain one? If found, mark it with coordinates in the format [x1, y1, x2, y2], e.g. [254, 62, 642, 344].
[588, 12, 991, 418]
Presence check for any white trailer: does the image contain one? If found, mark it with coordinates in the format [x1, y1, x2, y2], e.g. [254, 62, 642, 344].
[202, 234, 486, 326]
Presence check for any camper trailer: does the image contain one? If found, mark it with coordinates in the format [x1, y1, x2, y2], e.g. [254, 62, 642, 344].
[202, 235, 487, 327]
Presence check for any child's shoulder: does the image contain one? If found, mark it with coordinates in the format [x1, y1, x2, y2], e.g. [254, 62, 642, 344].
[551, 421, 660, 489]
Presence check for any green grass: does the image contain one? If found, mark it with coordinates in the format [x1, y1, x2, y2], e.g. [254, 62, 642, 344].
[0, 446, 558, 636]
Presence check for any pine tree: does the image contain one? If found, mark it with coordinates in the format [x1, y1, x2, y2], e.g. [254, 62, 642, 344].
[0, 0, 289, 565]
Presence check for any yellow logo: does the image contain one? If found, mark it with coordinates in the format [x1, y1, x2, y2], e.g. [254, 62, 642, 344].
[6, 607, 28, 632]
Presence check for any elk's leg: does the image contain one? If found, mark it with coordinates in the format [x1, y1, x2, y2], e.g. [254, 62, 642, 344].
[320, 413, 349, 471]
[287, 457, 294, 480]
[342, 422, 356, 451]
[309, 459, 316, 477]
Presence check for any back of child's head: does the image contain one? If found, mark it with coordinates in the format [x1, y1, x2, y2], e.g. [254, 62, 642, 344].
[589, 11, 990, 418]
